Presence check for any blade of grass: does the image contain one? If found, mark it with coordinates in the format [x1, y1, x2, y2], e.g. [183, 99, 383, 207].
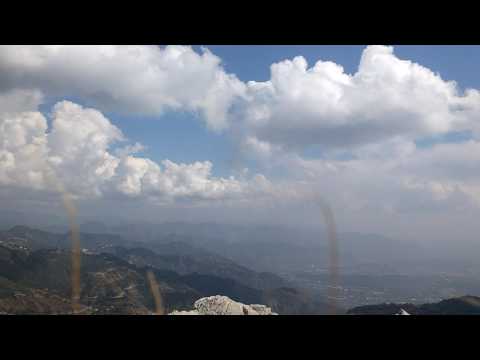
[61, 192, 81, 314]
[147, 270, 164, 315]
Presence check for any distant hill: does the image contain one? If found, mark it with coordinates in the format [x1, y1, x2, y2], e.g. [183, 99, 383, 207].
[0, 226, 332, 314]
[91, 221, 429, 274]
[107, 245, 287, 291]
[347, 295, 480, 315]
[1, 225, 287, 290]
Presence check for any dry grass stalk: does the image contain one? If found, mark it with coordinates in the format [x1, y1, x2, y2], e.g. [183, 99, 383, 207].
[146, 270, 164, 315]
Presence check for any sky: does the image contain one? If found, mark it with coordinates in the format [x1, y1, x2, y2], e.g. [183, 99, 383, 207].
[1, 45, 480, 243]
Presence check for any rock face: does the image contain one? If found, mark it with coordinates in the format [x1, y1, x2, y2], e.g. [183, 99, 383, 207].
[169, 295, 277, 315]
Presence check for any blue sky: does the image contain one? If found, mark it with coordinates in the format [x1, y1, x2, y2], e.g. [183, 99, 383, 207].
[34, 46, 480, 178]
[97, 45, 480, 175]
[204, 45, 480, 86]
[2, 45, 480, 237]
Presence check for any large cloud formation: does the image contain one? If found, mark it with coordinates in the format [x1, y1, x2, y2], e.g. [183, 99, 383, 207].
[1, 44, 480, 229]
[237, 45, 480, 154]
[0, 45, 245, 131]
[228, 46, 480, 218]
[0, 99, 269, 203]
[0, 45, 267, 204]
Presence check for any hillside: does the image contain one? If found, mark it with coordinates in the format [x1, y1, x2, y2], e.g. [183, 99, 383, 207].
[1, 226, 287, 291]
[0, 226, 332, 314]
[347, 295, 480, 315]
[106, 245, 287, 291]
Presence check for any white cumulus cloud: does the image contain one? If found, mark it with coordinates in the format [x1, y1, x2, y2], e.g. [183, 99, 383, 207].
[2, 44, 480, 231]
[235, 45, 480, 151]
[0, 101, 267, 203]
[0, 45, 245, 131]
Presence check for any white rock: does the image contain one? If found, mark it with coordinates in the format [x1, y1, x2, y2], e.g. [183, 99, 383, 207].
[249, 304, 275, 315]
[395, 308, 410, 315]
[168, 310, 200, 315]
[169, 295, 277, 315]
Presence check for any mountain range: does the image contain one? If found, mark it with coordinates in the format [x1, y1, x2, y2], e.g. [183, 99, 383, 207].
[347, 295, 480, 315]
[0, 225, 332, 314]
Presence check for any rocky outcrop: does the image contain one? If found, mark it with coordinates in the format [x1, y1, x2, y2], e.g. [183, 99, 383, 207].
[169, 295, 277, 315]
